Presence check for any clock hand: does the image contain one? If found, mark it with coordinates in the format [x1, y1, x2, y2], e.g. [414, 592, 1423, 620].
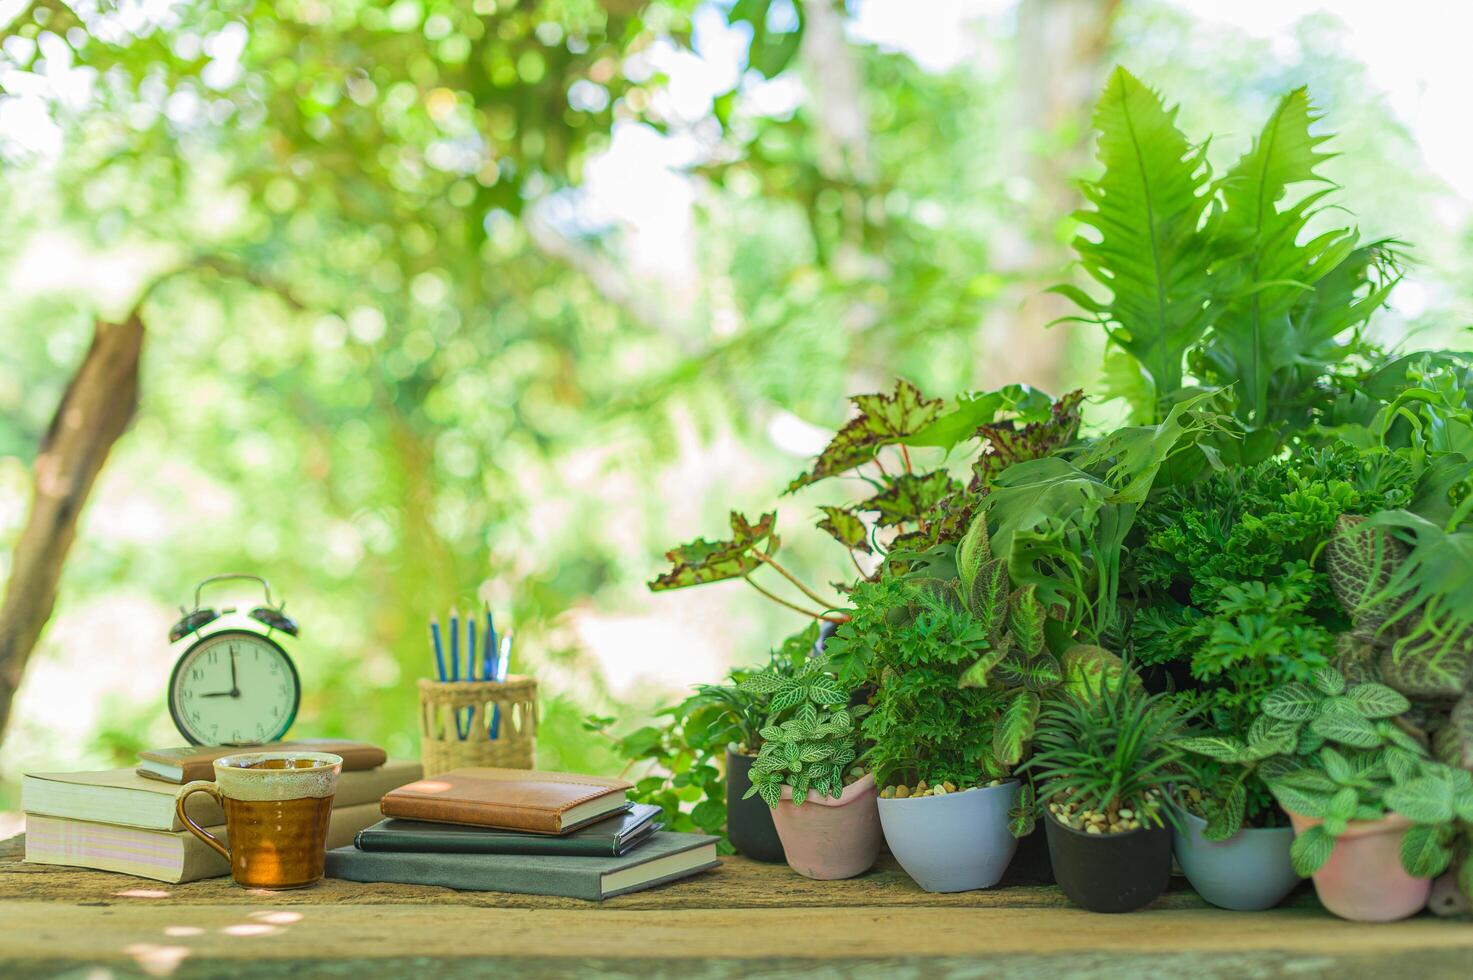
[200, 691, 235, 698]
[229, 648, 240, 697]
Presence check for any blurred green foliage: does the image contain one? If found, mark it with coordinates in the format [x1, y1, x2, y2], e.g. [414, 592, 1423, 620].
[1, 0, 1470, 815]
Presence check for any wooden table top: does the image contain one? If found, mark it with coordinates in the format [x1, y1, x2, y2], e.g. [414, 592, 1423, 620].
[2, 832, 1470, 978]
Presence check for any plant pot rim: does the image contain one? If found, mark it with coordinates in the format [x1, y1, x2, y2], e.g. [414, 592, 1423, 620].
[876, 779, 1018, 810]
[1177, 809, 1294, 838]
[779, 771, 875, 807]
[1044, 806, 1166, 840]
[1285, 808, 1414, 839]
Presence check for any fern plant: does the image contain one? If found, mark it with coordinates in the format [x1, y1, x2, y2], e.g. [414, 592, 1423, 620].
[1216, 666, 1473, 879]
[740, 655, 864, 808]
[1059, 67, 1397, 440]
[823, 574, 1006, 791]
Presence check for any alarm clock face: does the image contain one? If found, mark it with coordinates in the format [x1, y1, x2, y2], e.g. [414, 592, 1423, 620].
[168, 629, 301, 745]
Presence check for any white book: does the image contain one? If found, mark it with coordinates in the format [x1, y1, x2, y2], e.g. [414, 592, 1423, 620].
[22, 759, 421, 832]
[24, 802, 385, 883]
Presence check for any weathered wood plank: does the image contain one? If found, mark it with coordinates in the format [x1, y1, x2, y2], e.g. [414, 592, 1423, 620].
[0, 832, 1296, 911]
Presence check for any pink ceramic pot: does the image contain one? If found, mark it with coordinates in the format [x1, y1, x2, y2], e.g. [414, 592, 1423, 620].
[771, 772, 881, 880]
[1287, 811, 1432, 921]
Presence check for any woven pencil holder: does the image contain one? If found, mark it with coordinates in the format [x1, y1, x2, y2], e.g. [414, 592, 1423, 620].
[417, 676, 538, 777]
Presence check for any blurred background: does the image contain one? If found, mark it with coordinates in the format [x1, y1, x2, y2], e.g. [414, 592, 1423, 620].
[1, 0, 1470, 816]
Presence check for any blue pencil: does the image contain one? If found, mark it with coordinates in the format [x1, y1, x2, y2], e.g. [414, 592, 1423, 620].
[429, 619, 447, 681]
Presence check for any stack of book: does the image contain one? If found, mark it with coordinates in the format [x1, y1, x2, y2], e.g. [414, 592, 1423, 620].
[22, 741, 421, 884]
[326, 767, 720, 900]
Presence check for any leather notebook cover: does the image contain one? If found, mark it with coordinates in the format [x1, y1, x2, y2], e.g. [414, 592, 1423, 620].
[355, 802, 663, 857]
[379, 768, 634, 835]
[137, 740, 388, 783]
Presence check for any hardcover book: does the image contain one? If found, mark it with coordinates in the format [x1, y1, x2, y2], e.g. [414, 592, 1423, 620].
[379, 767, 634, 835]
[354, 802, 663, 857]
[22, 759, 422, 833]
[137, 740, 388, 783]
[24, 802, 383, 883]
[325, 830, 719, 900]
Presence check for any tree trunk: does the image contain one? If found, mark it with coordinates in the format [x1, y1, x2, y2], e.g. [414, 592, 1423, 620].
[979, 0, 1120, 392]
[0, 310, 144, 742]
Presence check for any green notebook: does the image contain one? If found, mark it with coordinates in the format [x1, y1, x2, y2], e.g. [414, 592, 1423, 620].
[324, 830, 719, 901]
[353, 803, 662, 857]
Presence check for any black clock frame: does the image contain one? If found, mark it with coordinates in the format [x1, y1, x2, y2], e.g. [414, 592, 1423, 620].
[166, 628, 302, 746]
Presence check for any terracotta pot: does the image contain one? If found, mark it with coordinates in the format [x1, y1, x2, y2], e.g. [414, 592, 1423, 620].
[771, 772, 881, 880]
[1286, 811, 1432, 922]
[1044, 809, 1172, 913]
[1172, 811, 1299, 911]
[878, 781, 1020, 892]
[725, 747, 785, 863]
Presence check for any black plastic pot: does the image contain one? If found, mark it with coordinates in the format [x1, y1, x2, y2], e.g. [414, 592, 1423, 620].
[726, 746, 786, 863]
[1044, 810, 1172, 913]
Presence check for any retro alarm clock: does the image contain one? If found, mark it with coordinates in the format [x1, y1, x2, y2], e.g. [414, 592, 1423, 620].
[166, 574, 302, 746]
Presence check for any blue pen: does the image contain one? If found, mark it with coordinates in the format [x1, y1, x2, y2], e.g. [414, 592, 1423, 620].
[491, 633, 511, 738]
[429, 619, 447, 682]
[483, 607, 498, 681]
[449, 607, 460, 682]
[466, 617, 477, 686]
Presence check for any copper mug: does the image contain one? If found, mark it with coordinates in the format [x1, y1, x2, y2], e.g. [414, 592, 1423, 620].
[176, 751, 342, 889]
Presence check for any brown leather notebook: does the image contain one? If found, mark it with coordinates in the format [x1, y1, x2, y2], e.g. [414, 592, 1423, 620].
[380, 768, 634, 835]
[137, 740, 388, 783]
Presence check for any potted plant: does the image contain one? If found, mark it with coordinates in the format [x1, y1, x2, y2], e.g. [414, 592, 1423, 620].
[825, 570, 1020, 892]
[1024, 680, 1192, 913]
[1245, 667, 1472, 921]
[742, 656, 879, 880]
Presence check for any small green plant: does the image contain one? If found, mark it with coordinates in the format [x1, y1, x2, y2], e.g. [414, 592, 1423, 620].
[586, 624, 818, 846]
[824, 574, 1006, 791]
[741, 655, 865, 808]
[1023, 679, 1194, 835]
[1225, 666, 1473, 879]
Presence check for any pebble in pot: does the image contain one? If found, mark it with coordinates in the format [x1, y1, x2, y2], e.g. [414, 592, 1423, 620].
[878, 778, 1020, 893]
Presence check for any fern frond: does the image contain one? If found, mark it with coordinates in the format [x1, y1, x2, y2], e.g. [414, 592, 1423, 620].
[1202, 87, 1367, 428]
[1063, 66, 1217, 421]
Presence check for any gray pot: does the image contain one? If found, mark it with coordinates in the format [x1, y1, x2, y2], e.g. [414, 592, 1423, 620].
[1173, 811, 1300, 911]
[877, 781, 1020, 892]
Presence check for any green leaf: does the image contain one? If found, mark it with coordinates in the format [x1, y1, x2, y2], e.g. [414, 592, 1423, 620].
[1290, 824, 1335, 876]
[1063, 66, 1217, 417]
[1311, 668, 1347, 696]
[1326, 786, 1358, 822]
[1247, 714, 1301, 756]
[1060, 644, 1129, 701]
[1009, 781, 1036, 838]
[994, 690, 1041, 767]
[650, 511, 778, 590]
[959, 643, 1009, 689]
[859, 470, 961, 528]
[1344, 682, 1411, 720]
[1008, 586, 1045, 656]
[1384, 777, 1455, 825]
[1203, 780, 1246, 841]
[956, 512, 993, 599]
[806, 676, 847, 706]
[1310, 706, 1382, 748]
[966, 559, 1011, 636]
[816, 506, 872, 555]
[1178, 735, 1251, 764]
[969, 390, 1086, 493]
[1263, 682, 1320, 721]
[909, 385, 1052, 451]
[1202, 87, 1365, 429]
[1399, 824, 1452, 879]
[787, 380, 945, 491]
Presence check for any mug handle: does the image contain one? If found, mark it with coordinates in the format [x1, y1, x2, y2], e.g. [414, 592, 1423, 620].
[176, 780, 231, 863]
